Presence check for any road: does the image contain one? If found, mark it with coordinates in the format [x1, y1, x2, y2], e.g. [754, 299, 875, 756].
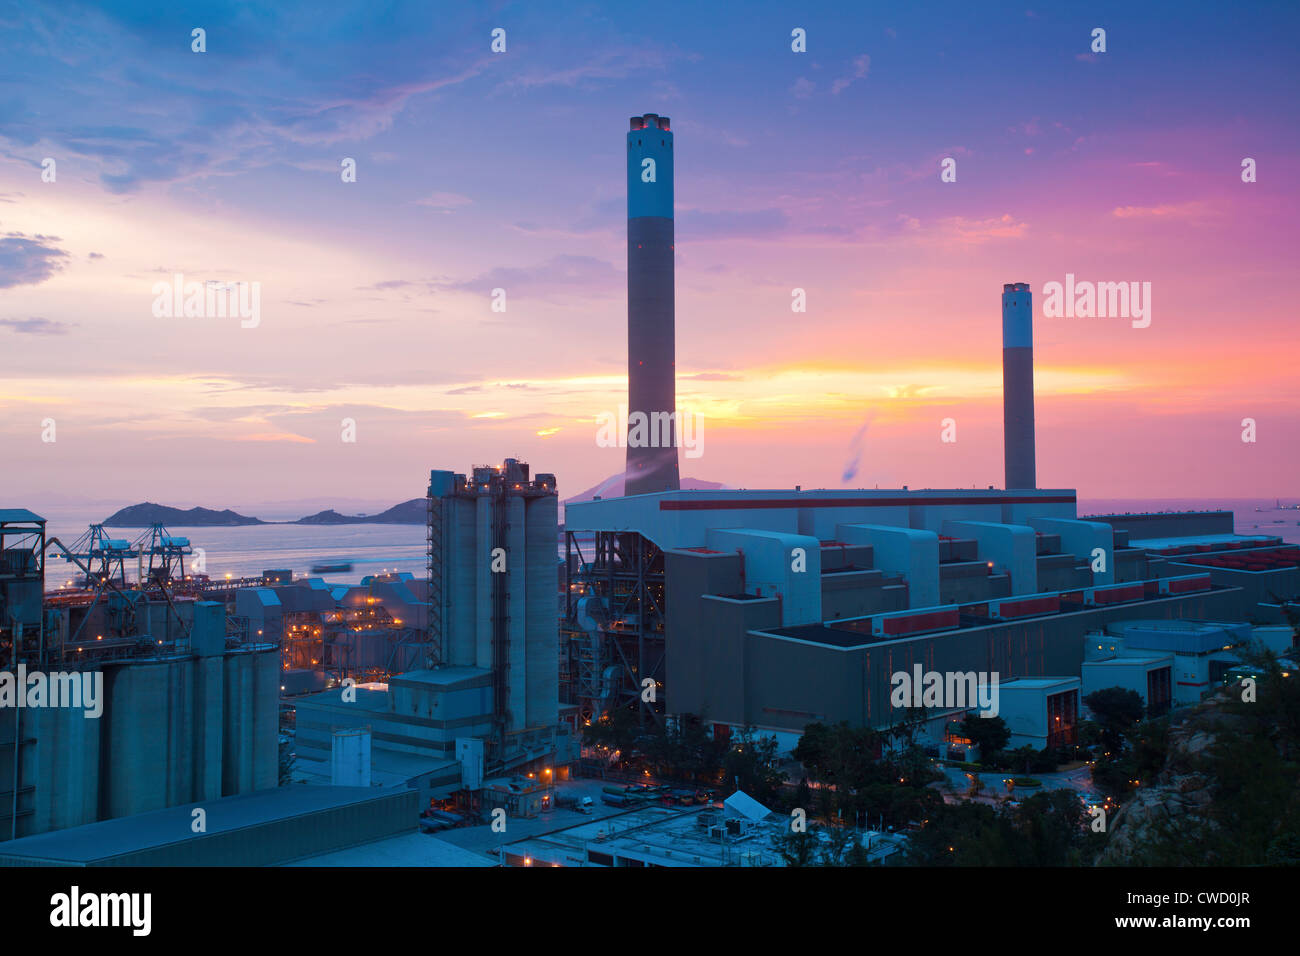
[933, 761, 1096, 805]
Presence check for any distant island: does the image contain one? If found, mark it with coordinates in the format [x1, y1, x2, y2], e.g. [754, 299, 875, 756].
[294, 499, 426, 525]
[103, 498, 427, 527]
[103, 503, 267, 526]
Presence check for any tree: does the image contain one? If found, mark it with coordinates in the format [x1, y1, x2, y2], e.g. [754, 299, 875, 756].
[723, 727, 786, 805]
[776, 826, 820, 867]
[1083, 687, 1145, 753]
[278, 736, 296, 786]
[960, 713, 1010, 759]
[818, 824, 856, 866]
[583, 705, 640, 763]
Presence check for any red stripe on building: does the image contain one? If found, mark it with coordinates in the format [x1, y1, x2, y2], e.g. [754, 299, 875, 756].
[994, 595, 1061, 619]
[879, 608, 960, 636]
[660, 494, 1076, 512]
[1092, 584, 1144, 604]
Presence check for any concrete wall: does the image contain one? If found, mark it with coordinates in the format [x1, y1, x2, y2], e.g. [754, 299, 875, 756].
[943, 520, 1038, 595]
[669, 586, 1249, 736]
[1092, 511, 1235, 540]
[940, 564, 1010, 605]
[998, 680, 1078, 747]
[705, 529, 821, 626]
[821, 570, 907, 620]
[838, 524, 939, 609]
[1082, 658, 1171, 707]
[1168, 561, 1300, 613]
[1030, 517, 1114, 585]
[664, 549, 743, 716]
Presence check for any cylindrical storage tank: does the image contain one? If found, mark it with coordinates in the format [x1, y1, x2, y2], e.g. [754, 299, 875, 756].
[475, 495, 493, 670]
[506, 495, 527, 731]
[251, 648, 279, 790]
[104, 660, 174, 818]
[525, 494, 559, 729]
[30, 692, 101, 834]
[222, 650, 255, 795]
[449, 496, 477, 667]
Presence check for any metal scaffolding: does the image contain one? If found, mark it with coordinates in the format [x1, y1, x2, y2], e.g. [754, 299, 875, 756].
[563, 529, 666, 729]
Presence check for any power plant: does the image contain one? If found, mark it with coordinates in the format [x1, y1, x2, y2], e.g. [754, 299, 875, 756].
[0, 510, 278, 843]
[2, 109, 1297, 869]
[625, 113, 680, 496]
[557, 113, 1300, 746]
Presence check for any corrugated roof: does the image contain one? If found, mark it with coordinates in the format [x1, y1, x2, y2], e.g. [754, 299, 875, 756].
[0, 786, 404, 863]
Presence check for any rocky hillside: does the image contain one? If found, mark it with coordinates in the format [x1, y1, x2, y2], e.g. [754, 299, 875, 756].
[1098, 677, 1300, 866]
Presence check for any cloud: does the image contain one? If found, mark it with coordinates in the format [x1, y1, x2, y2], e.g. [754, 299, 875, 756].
[1112, 201, 1208, 220]
[0, 233, 70, 288]
[233, 432, 317, 444]
[496, 47, 667, 91]
[832, 55, 871, 94]
[679, 207, 791, 241]
[790, 77, 815, 98]
[0, 6, 493, 192]
[414, 191, 473, 211]
[682, 372, 742, 382]
[0, 316, 74, 335]
[446, 254, 622, 298]
[896, 213, 1028, 245]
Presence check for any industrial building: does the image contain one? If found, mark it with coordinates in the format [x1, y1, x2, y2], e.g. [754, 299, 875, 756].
[0, 785, 418, 866]
[995, 677, 1081, 750]
[558, 114, 1300, 749]
[499, 793, 907, 867]
[269, 460, 573, 816]
[563, 489, 1292, 745]
[0, 510, 279, 844]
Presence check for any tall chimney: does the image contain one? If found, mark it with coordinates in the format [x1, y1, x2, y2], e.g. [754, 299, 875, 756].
[625, 113, 680, 496]
[1002, 282, 1036, 489]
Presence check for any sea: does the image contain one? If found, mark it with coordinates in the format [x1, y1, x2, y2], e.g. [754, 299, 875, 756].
[30, 496, 1300, 588]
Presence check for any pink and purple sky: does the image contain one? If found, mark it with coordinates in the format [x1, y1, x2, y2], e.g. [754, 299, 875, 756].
[1, 1, 1297, 511]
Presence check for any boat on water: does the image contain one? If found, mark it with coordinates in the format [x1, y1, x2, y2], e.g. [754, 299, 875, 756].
[310, 562, 353, 574]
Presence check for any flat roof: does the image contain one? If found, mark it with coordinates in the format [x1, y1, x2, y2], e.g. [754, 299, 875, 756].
[293, 687, 389, 712]
[1129, 533, 1278, 549]
[286, 832, 494, 867]
[1084, 655, 1172, 667]
[567, 487, 1080, 552]
[998, 677, 1078, 689]
[390, 666, 492, 687]
[0, 786, 404, 864]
